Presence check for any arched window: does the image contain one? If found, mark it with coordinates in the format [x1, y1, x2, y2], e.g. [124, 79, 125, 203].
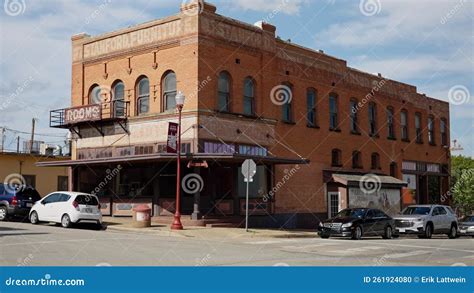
[352, 151, 362, 169]
[368, 102, 377, 136]
[218, 71, 231, 112]
[386, 106, 395, 139]
[136, 76, 149, 115]
[162, 71, 177, 111]
[428, 115, 435, 145]
[401, 109, 408, 141]
[415, 112, 423, 143]
[350, 98, 359, 133]
[112, 80, 125, 117]
[371, 152, 380, 170]
[243, 77, 255, 116]
[89, 84, 101, 104]
[440, 118, 447, 146]
[329, 93, 338, 130]
[306, 88, 317, 127]
[331, 149, 342, 167]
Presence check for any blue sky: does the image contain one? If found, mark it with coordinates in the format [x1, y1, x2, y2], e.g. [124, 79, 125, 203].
[0, 0, 473, 156]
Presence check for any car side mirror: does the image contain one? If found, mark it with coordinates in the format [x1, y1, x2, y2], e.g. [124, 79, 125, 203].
[41, 201, 46, 205]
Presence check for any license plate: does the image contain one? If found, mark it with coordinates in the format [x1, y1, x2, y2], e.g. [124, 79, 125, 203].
[82, 208, 93, 213]
[26, 203, 33, 207]
[460, 229, 467, 234]
[397, 228, 405, 233]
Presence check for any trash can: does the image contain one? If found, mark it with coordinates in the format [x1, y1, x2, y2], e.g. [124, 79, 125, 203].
[132, 204, 151, 228]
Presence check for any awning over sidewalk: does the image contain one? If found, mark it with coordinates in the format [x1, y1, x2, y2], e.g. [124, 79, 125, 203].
[331, 173, 407, 188]
[36, 153, 309, 167]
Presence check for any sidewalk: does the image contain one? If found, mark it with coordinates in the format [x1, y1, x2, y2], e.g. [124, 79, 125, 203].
[103, 216, 318, 240]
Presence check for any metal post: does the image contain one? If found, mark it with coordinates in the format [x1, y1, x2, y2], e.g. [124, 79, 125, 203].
[245, 165, 250, 232]
[30, 118, 36, 154]
[171, 106, 184, 230]
[0, 127, 4, 152]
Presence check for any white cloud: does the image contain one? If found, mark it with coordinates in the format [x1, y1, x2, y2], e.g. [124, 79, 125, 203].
[231, 0, 306, 15]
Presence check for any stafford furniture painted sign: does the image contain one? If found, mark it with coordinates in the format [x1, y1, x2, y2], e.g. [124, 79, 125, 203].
[65, 104, 101, 124]
[349, 188, 401, 216]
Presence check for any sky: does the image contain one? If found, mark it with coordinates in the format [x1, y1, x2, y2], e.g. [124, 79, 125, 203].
[0, 0, 473, 156]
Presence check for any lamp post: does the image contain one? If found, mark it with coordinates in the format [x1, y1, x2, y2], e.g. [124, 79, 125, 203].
[171, 91, 185, 230]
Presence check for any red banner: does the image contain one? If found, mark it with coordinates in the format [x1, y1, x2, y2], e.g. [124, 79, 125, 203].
[167, 122, 178, 153]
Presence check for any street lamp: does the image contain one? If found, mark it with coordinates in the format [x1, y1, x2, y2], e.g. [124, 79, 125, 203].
[171, 91, 185, 230]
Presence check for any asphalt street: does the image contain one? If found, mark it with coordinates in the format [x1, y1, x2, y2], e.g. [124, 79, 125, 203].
[1, 221, 473, 266]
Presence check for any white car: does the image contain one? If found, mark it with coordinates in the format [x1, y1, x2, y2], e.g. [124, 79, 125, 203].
[29, 192, 102, 228]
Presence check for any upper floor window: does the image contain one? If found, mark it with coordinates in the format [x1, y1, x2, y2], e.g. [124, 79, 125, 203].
[401, 110, 408, 141]
[112, 80, 125, 117]
[163, 71, 177, 111]
[368, 102, 377, 136]
[386, 106, 395, 139]
[428, 115, 435, 145]
[415, 112, 423, 143]
[440, 118, 447, 146]
[331, 149, 342, 167]
[89, 84, 101, 104]
[329, 93, 339, 130]
[243, 77, 255, 116]
[218, 71, 231, 112]
[350, 98, 359, 133]
[371, 152, 381, 170]
[281, 83, 293, 122]
[390, 162, 397, 177]
[306, 88, 317, 127]
[352, 151, 362, 169]
[136, 77, 149, 115]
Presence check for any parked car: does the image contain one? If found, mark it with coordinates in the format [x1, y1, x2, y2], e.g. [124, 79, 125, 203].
[318, 208, 395, 240]
[0, 183, 41, 221]
[29, 192, 102, 228]
[458, 215, 474, 237]
[393, 205, 458, 239]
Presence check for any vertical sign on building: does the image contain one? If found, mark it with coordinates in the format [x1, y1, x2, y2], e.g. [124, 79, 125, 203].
[167, 122, 178, 153]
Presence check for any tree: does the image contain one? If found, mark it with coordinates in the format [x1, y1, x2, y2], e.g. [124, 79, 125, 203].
[452, 169, 474, 215]
[451, 155, 474, 188]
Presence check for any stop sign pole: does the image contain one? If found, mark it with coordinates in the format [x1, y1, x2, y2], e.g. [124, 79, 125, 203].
[241, 159, 256, 232]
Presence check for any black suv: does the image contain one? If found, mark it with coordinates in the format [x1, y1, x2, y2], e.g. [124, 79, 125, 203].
[318, 208, 395, 240]
[0, 183, 41, 221]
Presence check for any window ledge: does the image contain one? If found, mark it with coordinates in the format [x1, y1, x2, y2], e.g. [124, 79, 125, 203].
[387, 136, 397, 141]
[429, 142, 437, 146]
[416, 140, 424, 144]
[332, 164, 343, 168]
[352, 166, 363, 169]
[282, 120, 296, 125]
[401, 138, 410, 143]
[329, 128, 341, 133]
[369, 134, 380, 138]
[307, 124, 320, 129]
[350, 131, 362, 136]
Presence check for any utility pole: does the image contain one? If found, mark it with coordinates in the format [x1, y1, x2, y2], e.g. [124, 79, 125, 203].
[16, 136, 20, 153]
[0, 127, 4, 153]
[30, 118, 36, 154]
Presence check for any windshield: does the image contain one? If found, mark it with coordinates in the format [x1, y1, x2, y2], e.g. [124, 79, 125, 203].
[461, 216, 474, 222]
[402, 206, 431, 215]
[335, 209, 366, 218]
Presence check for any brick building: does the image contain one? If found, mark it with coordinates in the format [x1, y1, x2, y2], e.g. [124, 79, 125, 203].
[39, 1, 450, 228]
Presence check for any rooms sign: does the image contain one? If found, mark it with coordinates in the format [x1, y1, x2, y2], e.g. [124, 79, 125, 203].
[65, 104, 101, 124]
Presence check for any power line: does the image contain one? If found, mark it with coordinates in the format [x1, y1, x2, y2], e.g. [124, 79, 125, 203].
[0, 126, 67, 138]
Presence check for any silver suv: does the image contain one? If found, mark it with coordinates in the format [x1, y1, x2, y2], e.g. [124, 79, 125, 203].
[393, 205, 458, 239]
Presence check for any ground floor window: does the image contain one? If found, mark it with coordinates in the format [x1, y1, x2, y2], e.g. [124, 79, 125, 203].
[57, 176, 68, 191]
[23, 174, 36, 188]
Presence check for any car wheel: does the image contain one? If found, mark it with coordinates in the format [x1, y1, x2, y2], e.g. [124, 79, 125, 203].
[61, 214, 72, 228]
[424, 224, 433, 239]
[352, 226, 362, 240]
[0, 206, 7, 221]
[320, 234, 330, 239]
[383, 226, 393, 239]
[448, 225, 457, 239]
[30, 211, 39, 224]
[392, 234, 400, 238]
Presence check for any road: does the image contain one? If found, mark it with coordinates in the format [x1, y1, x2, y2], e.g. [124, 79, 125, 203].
[1, 221, 473, 266]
